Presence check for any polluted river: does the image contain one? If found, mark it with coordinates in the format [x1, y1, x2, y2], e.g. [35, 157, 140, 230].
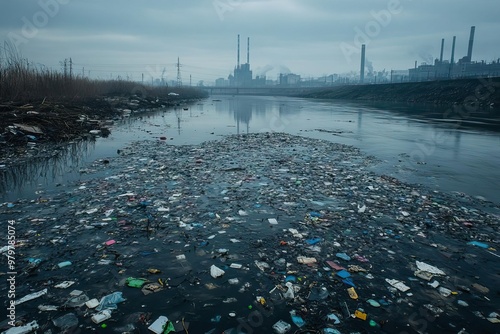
[1, 95, 499, 334]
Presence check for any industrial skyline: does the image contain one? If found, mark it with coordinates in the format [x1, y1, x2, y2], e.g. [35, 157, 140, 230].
[215, 26, 499, 87]
[2, 1, 499, 85]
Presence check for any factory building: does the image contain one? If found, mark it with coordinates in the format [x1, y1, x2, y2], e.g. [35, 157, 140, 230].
[408, 26, 500, 81]
[228, 35, 254, 87]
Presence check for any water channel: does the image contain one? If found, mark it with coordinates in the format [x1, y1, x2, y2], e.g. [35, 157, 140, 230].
[1, 95, 499, 205]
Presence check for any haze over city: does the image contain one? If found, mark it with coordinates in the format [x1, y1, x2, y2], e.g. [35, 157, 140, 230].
[1, 0, 500, 84]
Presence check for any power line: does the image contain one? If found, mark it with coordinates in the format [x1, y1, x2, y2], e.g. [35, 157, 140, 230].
[176, 57, 182, 87]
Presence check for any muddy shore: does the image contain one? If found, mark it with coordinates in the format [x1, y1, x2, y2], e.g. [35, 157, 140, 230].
[0, 94, 205, 168]
[1, 133, 498, 334]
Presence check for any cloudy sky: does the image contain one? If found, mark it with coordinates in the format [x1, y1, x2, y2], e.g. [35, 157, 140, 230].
[1, 0, 499, 84]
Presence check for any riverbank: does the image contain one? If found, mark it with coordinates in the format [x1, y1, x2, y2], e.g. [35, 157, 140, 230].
[1, 133, 498, 333]
[297, 77, 500, 107]
[0, 91, 207, 167]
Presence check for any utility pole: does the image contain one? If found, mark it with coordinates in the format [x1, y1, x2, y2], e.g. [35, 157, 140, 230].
[176, 57, 182, 87]
[64, 59, 67, 78]
[69, 58, 73, 79]
[190, 74, 192, 86]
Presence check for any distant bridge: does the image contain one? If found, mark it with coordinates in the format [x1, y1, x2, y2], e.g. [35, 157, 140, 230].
[202, 86, 322, 96]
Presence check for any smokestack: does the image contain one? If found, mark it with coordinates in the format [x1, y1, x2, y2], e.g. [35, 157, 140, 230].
[247, 37, 250, 64]
[360, 44, 365, 83]
[237, 34, 240, 68]
[450, 36, 456, 64]
[414, 60, 417, 69]
[440, 38, 444, 63]
[467, 26, 475, 62]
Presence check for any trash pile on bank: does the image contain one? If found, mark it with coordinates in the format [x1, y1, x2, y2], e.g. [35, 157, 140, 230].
[1, 133, 499, 334]
[0, 95, 198, 166]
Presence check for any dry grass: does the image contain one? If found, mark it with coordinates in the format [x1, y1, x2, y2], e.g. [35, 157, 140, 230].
[0, 43, 207, 102]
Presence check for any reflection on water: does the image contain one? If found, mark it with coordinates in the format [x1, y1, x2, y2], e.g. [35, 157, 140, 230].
[1, 139, 96, 201]
[1, 96, 499, 204]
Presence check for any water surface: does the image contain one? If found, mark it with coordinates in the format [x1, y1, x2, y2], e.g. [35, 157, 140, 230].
[1, 96, 499, 204]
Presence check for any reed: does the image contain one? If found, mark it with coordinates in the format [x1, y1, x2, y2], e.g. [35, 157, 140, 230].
[0, 43, 207, 102]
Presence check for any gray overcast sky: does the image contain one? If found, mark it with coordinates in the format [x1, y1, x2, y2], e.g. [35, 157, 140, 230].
[1, 0, 499, 84]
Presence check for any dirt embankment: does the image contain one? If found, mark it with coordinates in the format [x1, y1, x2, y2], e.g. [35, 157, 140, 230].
[298, 77, 500, 107]
[0, 91, 207, 162]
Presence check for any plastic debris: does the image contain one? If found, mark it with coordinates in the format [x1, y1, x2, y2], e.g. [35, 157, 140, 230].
[308, 286, 329, 300]
[354, 309, 367, 320]
[366, 299, 381, 307]
[322, 329, 341, 334]
[326, 313, 341, 324]
[428, 280, 440, 288]
[415, 261, 446, 275]
[126, 277, 148, 288]
[438, 287, 452, 297]
[91, 309, 112, 324]
[57, 261, 72, 268]
[385, 279, 411, 292]
[53, 281, 74, 289]
[64, 294, 89, 308]
[347, 287, 358, 299]
[268, 218, 278, 225]
[297, 256, 317, 264]
[85, 298, 99, 309]
[414, 270, 434, 281]
[38, 305, 58, 311]
[305, 237, 322, 245]
[272, 320, 291, 333]
[283, 282, 295, 300]
[290, 310, 306, 328]
[148, 316, 175, 334]
[336, 252, 351, 261]
[336, 270, 351, 279]
[467, 241, 489, 248]
[487, 312, 500, 323]
[326, 261, 345, 270]
[15, 289, 47, 305]
[2, 131, 499, 333]
[52, 313, 78, 330]
[96, 291, 126, 311]
[210, 264, 225, 278]
[2, 321, 39, 334]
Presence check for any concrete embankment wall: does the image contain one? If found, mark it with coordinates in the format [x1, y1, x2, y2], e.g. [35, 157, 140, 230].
[298, 77, 500, 107]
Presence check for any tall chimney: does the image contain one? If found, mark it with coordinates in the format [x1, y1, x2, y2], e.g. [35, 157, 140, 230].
[247, 37, 250, 64]
[450, 36, 456, 64]
[440, 38, 445, 63]
[237, 34, 240, 68]
[360, 44, 365, 83]
[467, 26, 475, 62]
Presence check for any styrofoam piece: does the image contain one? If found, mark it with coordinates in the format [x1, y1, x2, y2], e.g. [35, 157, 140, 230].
[91, 309, 111, 324]
[415, 261, 445, 275]
[210, 265, 225, 278]
[85, 298, 100, 309]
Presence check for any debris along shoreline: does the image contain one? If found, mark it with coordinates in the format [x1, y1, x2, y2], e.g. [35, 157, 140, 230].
[1, 133, 499, 333]
[0, 94, 204, 167]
